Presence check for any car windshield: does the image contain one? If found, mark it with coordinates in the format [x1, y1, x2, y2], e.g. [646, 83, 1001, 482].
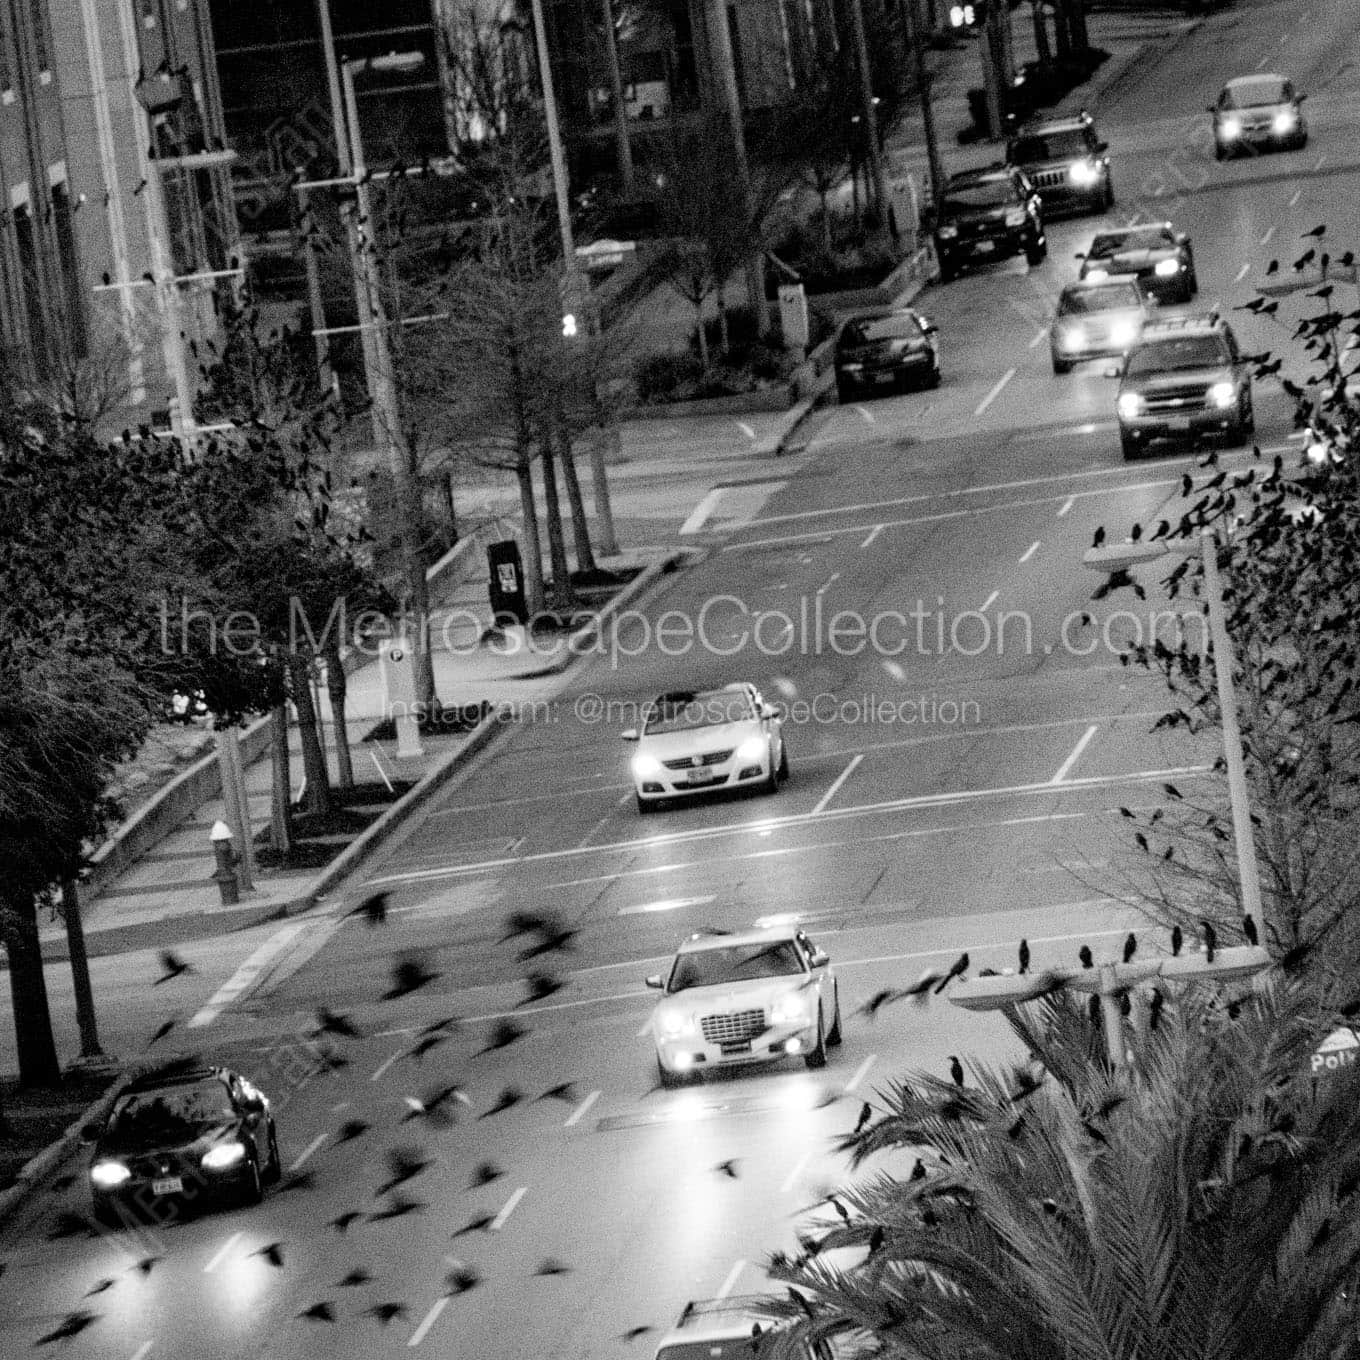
[1009, 129, 1089, 161]
[644, 690, 753, 734]
[841, 314, 921, 346]
[1222, 79, 1287, 108]
[942, 179, 1014, 209]
[1089, 227, 1175, 257]
[1126, 336, 1227, 373]
[1060, 285, 1142, 315]
[667, 941, 805, 992]
[108, 1081, 235, 1140]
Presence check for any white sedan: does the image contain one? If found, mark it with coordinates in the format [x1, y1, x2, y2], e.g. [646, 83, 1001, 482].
[646, 927, 841, 1087]
[622, 683, 786, 813]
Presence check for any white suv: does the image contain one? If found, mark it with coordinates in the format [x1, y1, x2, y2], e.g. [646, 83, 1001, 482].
[646, 928, 841, 1087]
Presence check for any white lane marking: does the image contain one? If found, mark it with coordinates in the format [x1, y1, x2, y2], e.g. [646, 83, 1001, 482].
[1019, 540, 1040, 563]
[1057, 495, 1075, 516]
[813, 754, 864, 817]
[188, 923, 307, 1028]
[371, 1049, 404, 1083]
[1261, 226, 1276, 245]
[1255, 55, 1268, 69]
[1314, 152, 1326, 172]
[564, 1090, 601, 1127]
[716, 1260, 746, 1299]
[854, 405, 875, 424]
[845, 1055, 877, 1093]
[130, 1345, 154, 1360]
[780, 1151, 812, 1194]
[330, 1102, 350, 1113]
[371, 765, 1213, 886]
[203, 1233, 242, 1274]
[1288, 189, 1302, 207]
[1028, 326, 1049, 349]
[407, 1296, 448, 1348]
[860, 524, 884, 549]
[577, 812, 616, 849]
[736, 421, 756, 439]
[980, 590, 999, 612]
[619, 894, 717, 916]
[680, 488, 724, 535]
[288, 1133, 328, 1173]
[816, 571, 841, 595]
[491, 1186, 526, 1230]
[1052, 725, 1098, 784]
[974, 367, 1016, 416]
[1234, 263, 1250, 283]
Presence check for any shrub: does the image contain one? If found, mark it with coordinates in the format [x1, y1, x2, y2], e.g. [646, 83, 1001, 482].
[634, 350, 703, 403]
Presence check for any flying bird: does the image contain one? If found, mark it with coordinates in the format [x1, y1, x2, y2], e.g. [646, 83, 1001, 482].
[948, 1055, 965, 1089]
[469, 1161, 504, 1188]
[374, 1146, 430, 1198]
[1018, 938, 1030, 975]
[1078, 945, 1094, 969]
[1303, 223, 1327, 238]
[1243, 914, 1259, 946]
[364, 1303, 409, 1325]
[155, 950, 194, 984]
[534, 1258, 572, 1276]
[405, 1031, 453, 1062]
[329, 1211, 363, 1234]
[499, 910, 558, 942]
[315, 1007, 362, 1039]
[35, 1311, 99, 1345]
[1202, 920, 1217, 963]
[335, 1118, 369, 1144]
[130, 1256, 162, 1278]
[252, 1242, 286, 1269]
[856, 987, 903, 1019]
[444, 1265, 481, 1296]
[402, 1084, 470, 1127]
[934, 953, 969, 993]
[1122, 933, 1137, 964]
[299, 1302, 336, 1323]
[148, 1019, 176, 1046]
[520, 972, 566, 1005]
[451, 1213, 496, 1238]
[479, 1086, 524, 1119]
[477, 1018, 527, 1056]
[520, 926, 579, 960]
[854, 1101, 873, 1134]
[1171, 924, 1183, 957]
[337, 1269, 373, 1288]
[713, 1159, 740, 1179]
[383, 955, 441, 1001]
[367, 1195, 426, 1223]
[348, 889, 391, 925]
[536, 1081, 580, 1105]
[84, 1278, 116, 1298]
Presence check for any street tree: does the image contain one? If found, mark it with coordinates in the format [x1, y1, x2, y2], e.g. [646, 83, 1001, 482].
[759, 983, 1360, 1360]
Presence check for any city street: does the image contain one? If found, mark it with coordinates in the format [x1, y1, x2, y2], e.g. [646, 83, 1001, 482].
[2, 0, 1357, 1353]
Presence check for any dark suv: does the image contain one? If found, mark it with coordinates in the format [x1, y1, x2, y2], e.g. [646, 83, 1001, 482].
[1006, 111, 1113, 216]
[1115, 313, 1254, 459]
[934, 166, 1046, 283]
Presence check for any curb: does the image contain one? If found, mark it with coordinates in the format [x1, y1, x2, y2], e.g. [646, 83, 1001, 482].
[0, 1073, 125, 1225]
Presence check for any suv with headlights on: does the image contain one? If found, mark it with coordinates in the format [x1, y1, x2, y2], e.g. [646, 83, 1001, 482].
[1210, 74, 1307, 158]
[645, 927, 841, 1086]
[1115, 312, 1254, 459]
[934, 166, 1046, 282]
[1006, 110, 1113, 216]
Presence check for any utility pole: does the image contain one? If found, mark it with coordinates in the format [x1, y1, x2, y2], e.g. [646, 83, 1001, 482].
[598, 0, 635, 196]
[846, 0, 893, 239]
[903, 0, 945, 210]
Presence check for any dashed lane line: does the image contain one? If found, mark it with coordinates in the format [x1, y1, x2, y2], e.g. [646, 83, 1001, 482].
[854, 405, 875, 424]
[1051, 725, 1098, 783]
[1020, 540, 1041, 562]
[1288, 188, 1302, 207]
[288, 1133, 328, 1173]
[564, 1090, 600, 1127]
[407, 1297, 448, 1348]
[187, 923, 308, 1028]
[1058, 496, 1075, 516]
[491, 1187, 526, 1230]
[203, 1233, 242, 1274]
[371, 1049, 404, 1082]
[845, 1055, 877, 1093]
[812, 754, 864, 817]
[1234, 263, 1250, 282]
[680, 488, 724, 535]
[980, 590, 999, 612]
[716, 1260, 747, 1299]
[860, 523, 884, 549]
[1261, 225, 1276, 245]
[780, 1151, 812, 1194]
[974, 367, 1016, 416]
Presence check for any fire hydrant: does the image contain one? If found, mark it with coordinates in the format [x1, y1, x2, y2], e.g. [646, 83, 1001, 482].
[210, 820, 240, 905]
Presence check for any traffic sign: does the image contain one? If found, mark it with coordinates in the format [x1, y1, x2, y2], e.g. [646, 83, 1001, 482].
[1312, 1027, 1359, 1075]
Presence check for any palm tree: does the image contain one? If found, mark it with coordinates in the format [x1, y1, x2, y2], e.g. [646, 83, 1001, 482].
[760, 985, 1360, 1360]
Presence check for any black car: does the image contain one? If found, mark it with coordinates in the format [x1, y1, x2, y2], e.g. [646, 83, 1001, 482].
[834, 307, 940, 402]
[1006, 111, 1113, 217]
[1078, 222, 1197, 304]
[934, 166, 1046, 283]
[86, 1065, 280, 1223]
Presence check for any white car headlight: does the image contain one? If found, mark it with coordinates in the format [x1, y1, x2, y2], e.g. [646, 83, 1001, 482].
[735, 735, 766, 764]
[770, 992, 814, 1025]
[201, 1141, 247, 1170]
[90, 1160, 131, 1188]
[1070, 159, 1099, 186]
[1056, 325, 1082, 350]
[1085, 267, 1109, 282]
[1117, 392, 1144, 420]
[937, 224, 958, 240]
[658, 1010, 696, 1039]
[1273, 109, 1296, 132]
[631, 752, 664, 779]
[1108, 320, 1137, 348]
[1154, 257, 1181, 277]
[1003, 207, 1027, 228]
[1208, 381, 1237, 408]
[841, 362, 863, 372]
[1220, 115, 1241, 139]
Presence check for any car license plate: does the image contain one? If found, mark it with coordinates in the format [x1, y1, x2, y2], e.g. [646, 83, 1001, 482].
[874, 372, 896, 384]
[973, 240, 995, 254]
[152, 1177, 183, 1195]
[685, 768, 711, 784]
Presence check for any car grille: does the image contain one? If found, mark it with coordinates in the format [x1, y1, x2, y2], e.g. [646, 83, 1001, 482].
[1028, 168, 1068, 189]
[662, 749, 733, 771]
[1142, 384, 1212, 414]
[700, 1009, 767, 1047]
[128, 1153, 192, 1179]
[956, 217, 1003, 239]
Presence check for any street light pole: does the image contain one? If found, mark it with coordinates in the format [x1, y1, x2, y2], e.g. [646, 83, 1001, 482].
[846, 0, 893, 240]
[340, 55, 437, 710]
[903, 0, 945, 212]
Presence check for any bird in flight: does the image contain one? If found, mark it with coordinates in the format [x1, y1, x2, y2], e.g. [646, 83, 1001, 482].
[477, 1018, 527, 1055]
[934, 953, 969, 993]
[365, 1303, 409, 1325]
[713, 1159, 740, 1179]
[383, 954, 441, 1001]
[854, 1101, 873, 1134]
[299, 1301, 336, 1323]
[536, 1081, 580, 1105]
[348, 889, 391, 925]
[35, 1311, 99, 1345]
[155, 950, 195, 984]
[469, 1161, 504, 1188]
[315, 1007, 362, 1039]
[251, 1242, 286, 1269]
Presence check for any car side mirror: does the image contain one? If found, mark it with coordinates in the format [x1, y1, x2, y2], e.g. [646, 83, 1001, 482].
[80, 1122, 102, 1142]
[760, 703, 780, 719]
[920, 318, 938, 334]
[1297, 92, 1307, 102]
[1074, 252, 1086, 261]
[621, 728, 638, 742]
[645, 974, 663, 989]
[1105, 363, 1124, 379]
[242, 1096, 265, 1115]
[1096, 140, 1109, 154]
[809, 949, 829, 968]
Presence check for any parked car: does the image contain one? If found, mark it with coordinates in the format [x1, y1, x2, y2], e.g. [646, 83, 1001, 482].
[1077, 222, 1197, 304]
[834, 307, 940, 402]
[1050, 279, 1149, 374]
[1005, 110, 1113, 216]
[1114, 312, 1254, 459]
[1210, 74, 1307, 157]
[646, 927, 841, 1085]
[86, 1064, 280, 1224]
[934, 166, 1046, 283]
[622, 683, 786, 813]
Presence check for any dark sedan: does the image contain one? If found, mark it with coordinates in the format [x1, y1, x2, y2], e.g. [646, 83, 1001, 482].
[1078, 222, 1197, 304]
[834, 308, 940, 403]
[86, 1064, 280, 1224]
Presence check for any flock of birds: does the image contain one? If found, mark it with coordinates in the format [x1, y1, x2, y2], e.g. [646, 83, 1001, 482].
[14, 888, 1264, 1348]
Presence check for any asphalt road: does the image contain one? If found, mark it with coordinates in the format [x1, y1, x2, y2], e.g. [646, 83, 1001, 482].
[4, 1, 1357, 1353]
